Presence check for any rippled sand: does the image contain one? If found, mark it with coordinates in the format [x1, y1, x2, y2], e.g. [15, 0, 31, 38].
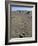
[10, 12, 32, 38]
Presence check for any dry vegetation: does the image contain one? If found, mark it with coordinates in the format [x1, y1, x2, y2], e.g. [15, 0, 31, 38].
[10, 11, 32, 38]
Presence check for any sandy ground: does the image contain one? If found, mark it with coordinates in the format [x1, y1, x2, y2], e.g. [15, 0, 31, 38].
[10, 12, 32, 38]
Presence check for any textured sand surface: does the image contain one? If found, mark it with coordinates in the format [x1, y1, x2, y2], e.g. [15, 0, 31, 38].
[10, 12, 32, 38]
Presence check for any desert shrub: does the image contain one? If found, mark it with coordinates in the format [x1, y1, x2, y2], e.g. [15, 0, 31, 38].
[26, 11, 30, 14]
[18, 11, 21, 13]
